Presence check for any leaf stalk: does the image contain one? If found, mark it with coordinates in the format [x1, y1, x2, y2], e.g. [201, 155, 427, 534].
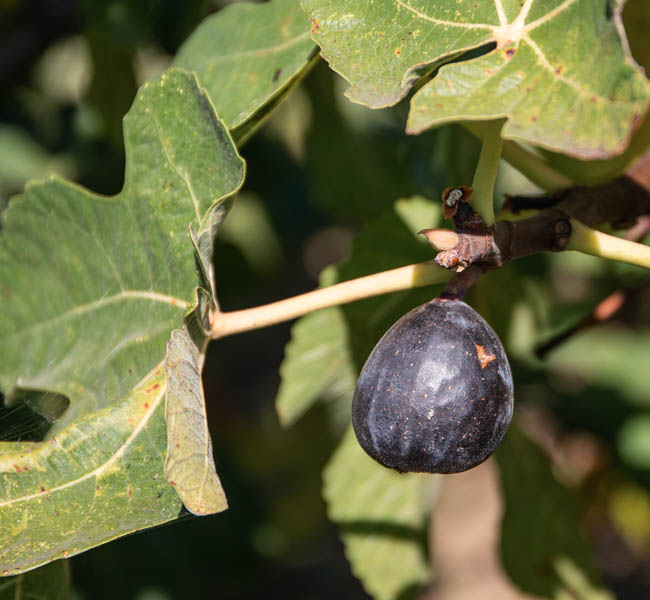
[470, 119, 505, 226]
[209, 262, 451, 339]
[567, 219, 650, 269]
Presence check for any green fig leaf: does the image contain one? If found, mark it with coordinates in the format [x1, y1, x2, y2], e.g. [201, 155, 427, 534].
[0, 365, 183, 575]
[0, 68, 245, 431]
[304, 0, 650, 159]
[323, 427, 433, 600]
[164, 323, 227, 516]
[276, 268, 356, 428]
[174, 0, 316, 133]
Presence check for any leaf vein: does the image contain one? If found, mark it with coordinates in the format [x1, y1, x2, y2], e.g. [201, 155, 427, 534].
[0, 383, 165, 509]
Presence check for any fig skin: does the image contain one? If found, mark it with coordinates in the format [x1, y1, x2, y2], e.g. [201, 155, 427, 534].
[351, 298, 513, 474]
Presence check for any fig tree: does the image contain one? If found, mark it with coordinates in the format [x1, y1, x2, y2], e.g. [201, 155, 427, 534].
[351, 298, 513, 474]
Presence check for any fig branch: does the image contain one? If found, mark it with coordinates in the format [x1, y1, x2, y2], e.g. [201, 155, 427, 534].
[422, 174, 650, 273]
[209, 157, 650, 341]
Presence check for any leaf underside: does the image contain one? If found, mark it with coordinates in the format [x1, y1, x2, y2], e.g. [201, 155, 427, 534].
[276, 270, 356, 427]
[164, 325, 227, 516]
[323, 427, 432, 600]
[303, 0, 650, 158]
[279, 199, 443, 599]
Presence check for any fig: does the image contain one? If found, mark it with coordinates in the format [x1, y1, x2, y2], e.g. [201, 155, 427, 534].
[351, 298, 513, 474]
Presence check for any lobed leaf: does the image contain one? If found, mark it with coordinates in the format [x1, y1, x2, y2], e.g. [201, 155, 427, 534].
[0, 365, 182, 575]
[174, 0, 316, 135]
[323, 427, 433, 600]
[0, 68, 245, 431]
[304, 0, 650, 158]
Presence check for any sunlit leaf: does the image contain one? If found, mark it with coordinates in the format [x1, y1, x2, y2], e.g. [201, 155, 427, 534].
[0, 68, 245, 431]
[304, 0, 650, 158]
[323, 427, 433, 600]
[0, 365, 183, 575]
[174, 0, 316, 133]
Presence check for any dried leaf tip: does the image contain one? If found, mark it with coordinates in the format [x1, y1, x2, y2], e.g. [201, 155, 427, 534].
[419, 228, 460, 251]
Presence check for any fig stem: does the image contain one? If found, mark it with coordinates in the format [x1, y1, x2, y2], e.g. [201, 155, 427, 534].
[566, 218, 650, 269]
[209, 261, 451, 339]
[464, 123, 573, 192]
[470, 119, 506, 226]
[440, 264, 485, 300]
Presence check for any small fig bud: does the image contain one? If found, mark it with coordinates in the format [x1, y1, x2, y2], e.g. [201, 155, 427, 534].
[351, 298, 513, 474]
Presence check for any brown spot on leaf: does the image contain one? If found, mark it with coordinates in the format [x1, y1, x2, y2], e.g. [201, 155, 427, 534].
[475, 344, 496, 368]
[146, 383, 160, 394]
[310, 17, 321, 34]
[272, 68, 282, 83]
[40, 486, 46, 492]
[504, 48, 515, 58]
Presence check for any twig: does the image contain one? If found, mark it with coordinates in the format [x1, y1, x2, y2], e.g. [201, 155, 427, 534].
[421, 174, 650, 273]
[535, 280, 650, 358]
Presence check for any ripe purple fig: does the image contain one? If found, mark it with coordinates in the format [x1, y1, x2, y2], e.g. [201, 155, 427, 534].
[351, 298, 513, 474]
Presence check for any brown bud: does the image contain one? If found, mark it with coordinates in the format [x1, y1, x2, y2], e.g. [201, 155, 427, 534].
[419, 228, 460, 251]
